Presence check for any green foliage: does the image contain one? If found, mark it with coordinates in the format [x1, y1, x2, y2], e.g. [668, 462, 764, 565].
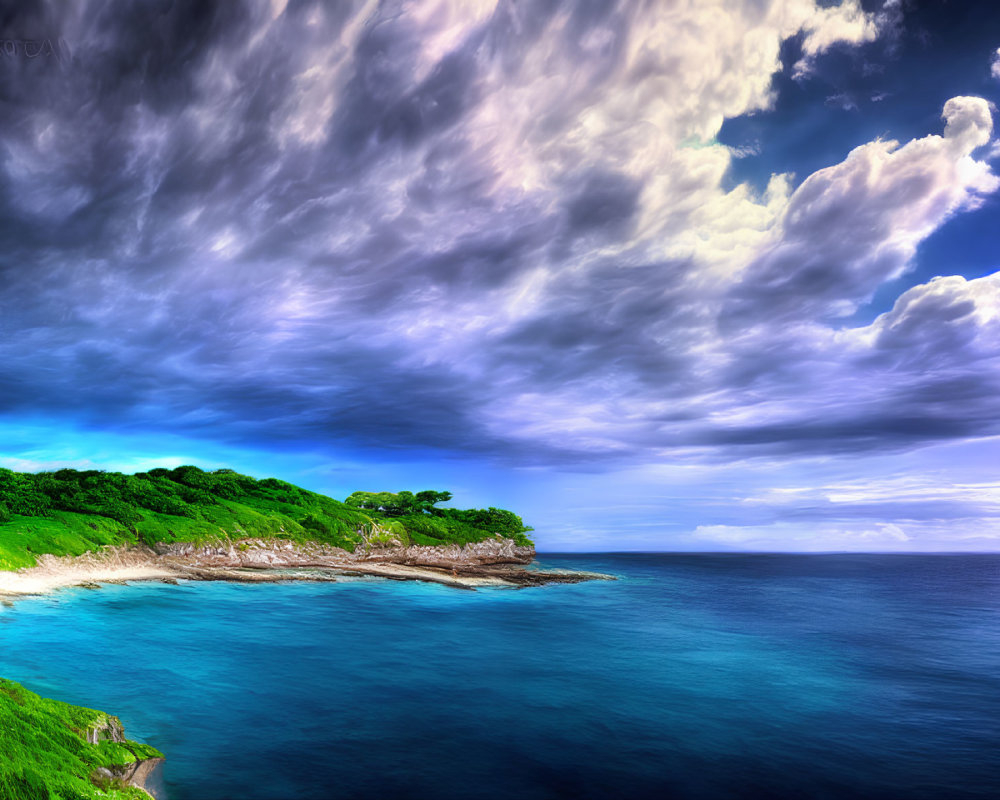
[0, 469, 533, 570]
[0, 678, 162, 799]
[440, 507, 534, 545]
[0, 469, 53, 517]
[347, 490, 533, 546]
[345, 489, 453, 517]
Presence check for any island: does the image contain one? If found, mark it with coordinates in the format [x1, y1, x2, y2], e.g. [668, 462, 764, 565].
[0, 466, 605, 798]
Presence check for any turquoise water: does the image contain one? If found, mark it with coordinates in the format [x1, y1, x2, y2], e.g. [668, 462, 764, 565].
[2, 554, 1000, 799]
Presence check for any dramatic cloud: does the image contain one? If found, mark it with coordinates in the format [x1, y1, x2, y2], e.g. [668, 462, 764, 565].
[727, 96, 996, 324]
[482, 98, 999, 459]
[0, 0, 997, 486]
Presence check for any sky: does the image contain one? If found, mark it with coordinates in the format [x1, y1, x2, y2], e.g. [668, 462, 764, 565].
[1, 0, 999, 552]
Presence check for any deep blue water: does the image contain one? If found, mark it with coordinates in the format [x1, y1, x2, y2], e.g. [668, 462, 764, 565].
[3, 554, 1000, 799]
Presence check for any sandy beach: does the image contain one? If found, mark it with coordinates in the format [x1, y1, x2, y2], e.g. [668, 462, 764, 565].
[0, 550, 178, 597]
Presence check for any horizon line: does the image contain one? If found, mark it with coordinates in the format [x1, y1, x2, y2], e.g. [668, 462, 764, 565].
[536, 550, 1000, 555]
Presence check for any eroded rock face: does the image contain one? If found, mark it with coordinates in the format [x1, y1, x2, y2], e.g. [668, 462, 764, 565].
[87, 716, 164, 799]
[127, 757, 165, 798]
[86, 716, 126, 745]
[153, 536, 534, 569]
[11, 536, 604, 592]
[154, 538, 348, 567]
[145, 536, 550, 588]
[356, 537, 535, 566]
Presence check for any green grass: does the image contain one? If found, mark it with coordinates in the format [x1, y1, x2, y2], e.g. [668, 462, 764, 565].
[0, 466, 534, 571]
[0, 678, 163, 799]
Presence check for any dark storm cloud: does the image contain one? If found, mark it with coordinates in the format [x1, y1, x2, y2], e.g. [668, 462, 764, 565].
[340, 40, 479, 152]
[0, 0, 548, 459]
[0, 1, 254, 250]
[0, 0, 997, 466]
[494, 256, 699, 387]
[563, 170, 641, 238]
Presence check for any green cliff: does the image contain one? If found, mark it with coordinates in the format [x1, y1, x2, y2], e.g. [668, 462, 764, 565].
[0, 678, 163, 799]
[0, 466, 533, 571]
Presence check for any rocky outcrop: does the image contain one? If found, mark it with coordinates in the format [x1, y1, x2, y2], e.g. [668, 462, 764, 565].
[86, 715, 127, 745]
[153, 534, 617, 587]
[154, 538, 349, 566]
[148, 536, 567, 587]
[4, 536, 609, 595]
[155, 535, 534, 567]
[154, 536, 534, 569]
[355, 536, 535, 567]
[87, 716, 165, 799]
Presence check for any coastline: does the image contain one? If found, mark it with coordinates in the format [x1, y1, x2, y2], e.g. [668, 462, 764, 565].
[0, 555, 177, 597]
[0, 537, 610, 598]
[0, 538, 608, 798]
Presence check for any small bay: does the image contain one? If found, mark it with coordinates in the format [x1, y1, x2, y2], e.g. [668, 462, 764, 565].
[3, 554, 1000, 799]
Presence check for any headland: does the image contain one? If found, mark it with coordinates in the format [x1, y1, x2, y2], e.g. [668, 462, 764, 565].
[0, 466, 606, 798]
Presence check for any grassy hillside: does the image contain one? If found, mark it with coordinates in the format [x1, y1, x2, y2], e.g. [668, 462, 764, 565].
[0, 678, 162, 800]
[0, 466, 533, 571]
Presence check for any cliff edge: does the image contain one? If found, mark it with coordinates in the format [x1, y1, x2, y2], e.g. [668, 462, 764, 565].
[0, 678, 163, 799]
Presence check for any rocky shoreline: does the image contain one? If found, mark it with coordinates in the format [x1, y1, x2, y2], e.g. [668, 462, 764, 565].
[0, 537, 612, 597]
[86, 715, 164, 799]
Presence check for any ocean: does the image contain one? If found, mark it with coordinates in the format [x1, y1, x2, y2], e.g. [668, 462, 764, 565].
[2, 554, 999, 799]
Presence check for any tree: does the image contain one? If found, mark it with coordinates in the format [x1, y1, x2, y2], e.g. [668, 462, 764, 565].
[344, 490, 452, 517]
[415, 490, 452, 512]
